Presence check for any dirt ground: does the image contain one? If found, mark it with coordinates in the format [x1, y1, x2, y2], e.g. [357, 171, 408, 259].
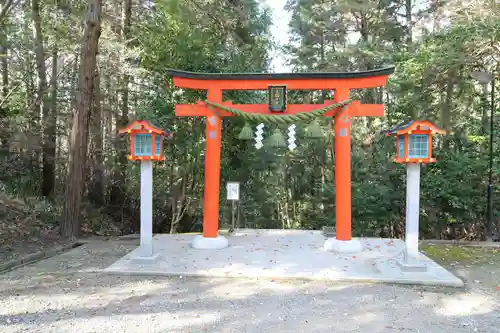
[0, 194, 68, 263]
[0, 240, 499, 333]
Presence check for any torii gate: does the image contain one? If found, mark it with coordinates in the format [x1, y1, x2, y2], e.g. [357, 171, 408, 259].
[167, 67, 395, 252]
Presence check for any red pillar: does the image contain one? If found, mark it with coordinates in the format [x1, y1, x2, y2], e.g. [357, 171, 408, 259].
[334, 88, 352, 241]
[203, 89, 222, 238]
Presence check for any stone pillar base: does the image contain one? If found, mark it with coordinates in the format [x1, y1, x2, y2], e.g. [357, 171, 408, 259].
[324, 238, 363, 253]
[192, 235, 229, 250]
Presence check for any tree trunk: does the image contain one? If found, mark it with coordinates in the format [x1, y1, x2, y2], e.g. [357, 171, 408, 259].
[109, 0, 132, 207]
[405, 0, 412, 46]
[103, 73, 113, 155]
[0, 38, 7, 100]
[61, 0, 102, 239]
[32, 0, 55, 197]
[20, 0, 34, 135]
[0, 30, 8, 145]
[89, 65, 104, 205]
[44, 47, 58, 198]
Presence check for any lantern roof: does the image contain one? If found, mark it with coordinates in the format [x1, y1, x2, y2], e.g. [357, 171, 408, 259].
[385, 120, 445, 136]
[119, 120, 169, 136]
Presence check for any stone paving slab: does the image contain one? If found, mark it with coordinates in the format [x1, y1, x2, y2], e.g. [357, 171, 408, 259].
[103, 229, 464, 287]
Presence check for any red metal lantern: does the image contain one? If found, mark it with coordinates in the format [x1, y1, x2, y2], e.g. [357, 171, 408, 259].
[386, 120, 445, 164]
[119, 120, 170, 161]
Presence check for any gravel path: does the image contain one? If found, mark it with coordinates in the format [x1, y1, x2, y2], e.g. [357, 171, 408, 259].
[0, 241, 499, 333]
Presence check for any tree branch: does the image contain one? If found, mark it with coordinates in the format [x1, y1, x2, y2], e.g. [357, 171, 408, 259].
[0, 0, 21, 25]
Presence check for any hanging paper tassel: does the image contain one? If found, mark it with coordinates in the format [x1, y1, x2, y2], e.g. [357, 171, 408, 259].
[238, 122, 254, 140]
[255, 123, 264, 149]
[327, 120, 335, 137]
[287, 124, 297, 151]
[305, 119, 324, 138]
[265, 128, 287, 148]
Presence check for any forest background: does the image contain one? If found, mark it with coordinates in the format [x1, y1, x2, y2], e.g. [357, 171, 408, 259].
[0, 0, 499, 243]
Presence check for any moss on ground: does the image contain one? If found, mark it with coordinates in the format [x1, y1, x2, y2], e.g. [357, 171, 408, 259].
[421, 244, 500, 290]
[421, 244, 500, 266]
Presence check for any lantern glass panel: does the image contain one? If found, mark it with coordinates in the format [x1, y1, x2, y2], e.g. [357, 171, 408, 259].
[155, 135, 161, 155]
[398, 135, 404, 158]
[134, 134, 152, 156]
[408, 134, 428, 158]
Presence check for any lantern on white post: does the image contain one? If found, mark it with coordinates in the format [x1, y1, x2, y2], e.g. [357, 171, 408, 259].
[119, 120, 171, 262]
[385, 120, 446, 271]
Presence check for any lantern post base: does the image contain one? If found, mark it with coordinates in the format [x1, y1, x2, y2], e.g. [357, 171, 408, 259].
[131, 252, 160, 264]
[191, 234, 229, 250]
[137, 160, 158, 261]
[396, 250, 427, 272]
[324, 238, 363, 253]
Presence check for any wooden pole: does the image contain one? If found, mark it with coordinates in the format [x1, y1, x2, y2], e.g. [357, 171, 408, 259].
[231, 200, 236, 230]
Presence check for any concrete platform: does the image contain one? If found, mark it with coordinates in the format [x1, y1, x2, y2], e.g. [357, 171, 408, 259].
[102, 229, 464, 287]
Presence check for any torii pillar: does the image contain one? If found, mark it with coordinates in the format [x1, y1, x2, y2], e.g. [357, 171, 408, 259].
[323, 88, 361, 252]
[167, 67, 395, 251]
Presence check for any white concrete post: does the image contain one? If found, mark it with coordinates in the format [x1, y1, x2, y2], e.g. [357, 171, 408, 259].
[405, 163, 421, 259]
[134, 160, 158, 261]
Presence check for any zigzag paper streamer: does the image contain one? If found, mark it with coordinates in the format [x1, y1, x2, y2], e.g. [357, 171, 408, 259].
[288, 124, 296, 151]
[255, 123, 264, 149]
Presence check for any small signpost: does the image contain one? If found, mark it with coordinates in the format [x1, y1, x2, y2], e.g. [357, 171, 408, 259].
[227, 182, 240, 201]
[227, 182, 240, 230]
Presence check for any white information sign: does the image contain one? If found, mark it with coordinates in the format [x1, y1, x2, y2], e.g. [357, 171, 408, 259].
[226, 182, 240, 201]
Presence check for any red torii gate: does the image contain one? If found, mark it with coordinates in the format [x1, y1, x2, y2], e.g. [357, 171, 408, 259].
[167, 67, 395, 251]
